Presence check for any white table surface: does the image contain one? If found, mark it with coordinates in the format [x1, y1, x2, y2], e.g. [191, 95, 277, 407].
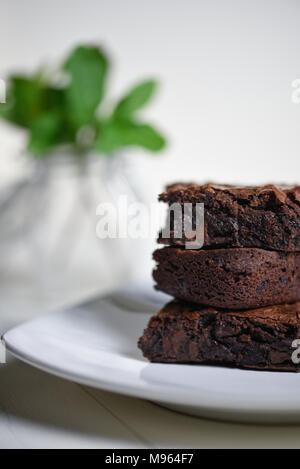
[2, 272, 300, 449]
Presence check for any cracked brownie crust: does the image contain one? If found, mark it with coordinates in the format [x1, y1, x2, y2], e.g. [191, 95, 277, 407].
[138, 300, 300, 371]
[158, 183, 300, 251]
[153, 247, 300, 310]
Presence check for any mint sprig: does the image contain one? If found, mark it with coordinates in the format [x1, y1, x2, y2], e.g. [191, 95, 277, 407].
[0, 45, 166, 157]
[114, 80, 156, 118]
[95, 119, 165, 154]
[64, 46, 108, 130]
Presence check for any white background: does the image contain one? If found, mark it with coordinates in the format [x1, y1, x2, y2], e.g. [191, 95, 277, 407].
[1, 0, 300, 188]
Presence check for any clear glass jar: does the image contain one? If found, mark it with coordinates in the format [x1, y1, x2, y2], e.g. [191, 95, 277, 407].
[0, 149, 146, 304]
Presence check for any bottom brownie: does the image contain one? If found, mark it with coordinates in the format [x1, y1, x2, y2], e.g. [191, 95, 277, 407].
[138, 300, 300, 372]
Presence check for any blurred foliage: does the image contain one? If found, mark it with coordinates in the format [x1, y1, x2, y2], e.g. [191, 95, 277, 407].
[0, 45, 166, 157]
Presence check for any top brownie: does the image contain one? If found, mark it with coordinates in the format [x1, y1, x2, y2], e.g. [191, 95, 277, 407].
[158, 183, 300, 251]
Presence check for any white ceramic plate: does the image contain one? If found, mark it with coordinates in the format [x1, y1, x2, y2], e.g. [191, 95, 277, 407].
[4, 283, 300, 424]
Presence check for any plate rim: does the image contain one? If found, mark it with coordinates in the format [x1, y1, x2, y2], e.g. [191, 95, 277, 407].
[3, 287, 300, 420]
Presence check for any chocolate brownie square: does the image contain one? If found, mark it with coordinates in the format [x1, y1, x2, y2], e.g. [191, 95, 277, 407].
[158, 183, 300, 251]
[153, 247, 300, 310]
[138, 300, 300, 371]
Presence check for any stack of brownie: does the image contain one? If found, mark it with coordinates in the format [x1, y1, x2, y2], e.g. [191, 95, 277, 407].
[138, 183, 300, 372]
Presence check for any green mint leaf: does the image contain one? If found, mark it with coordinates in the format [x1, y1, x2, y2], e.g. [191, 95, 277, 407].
[0, 75, 64, 129]
[95, 118, 166, 154]
[3, 76, 44, 127]
[114, 80, 157, 118]
[28, 111, 63, 155]
[64, 45, 108, 129]
[120, 121, 166, 151]
[94, 120, 121, 154]
[44, 87, 65, 112]
[0, 101, 13, 121]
